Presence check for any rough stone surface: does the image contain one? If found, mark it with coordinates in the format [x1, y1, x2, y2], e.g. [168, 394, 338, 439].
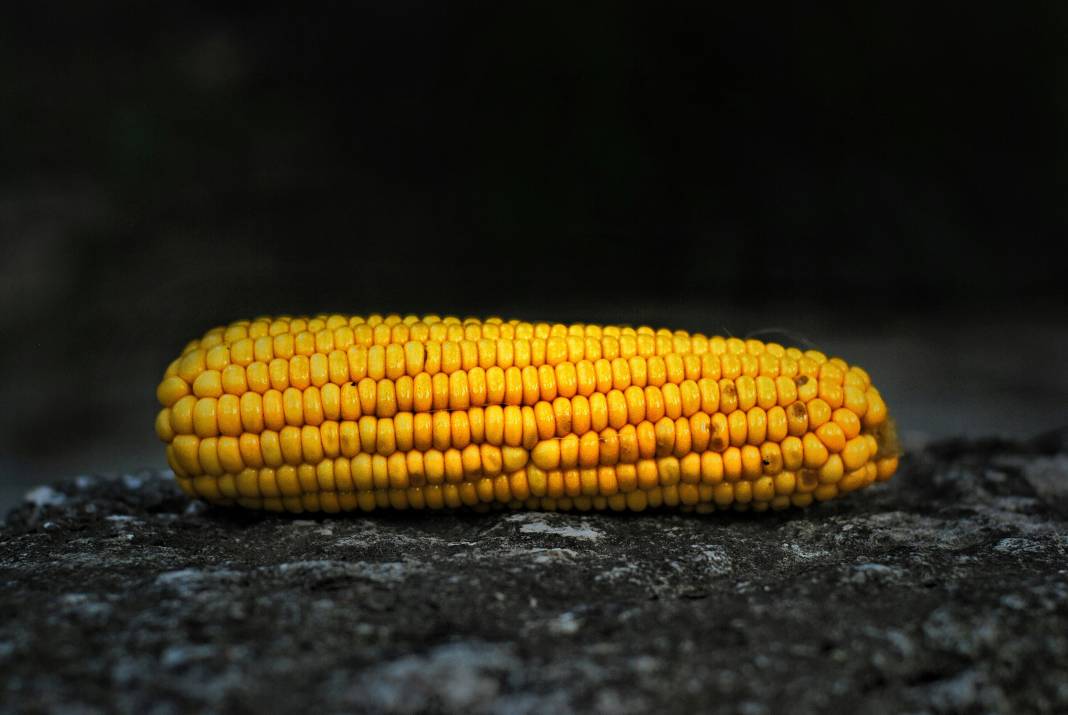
[2, 433, 1067, 714]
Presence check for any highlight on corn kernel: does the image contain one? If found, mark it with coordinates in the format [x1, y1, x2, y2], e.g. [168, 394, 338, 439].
[155, 313, 900, 514]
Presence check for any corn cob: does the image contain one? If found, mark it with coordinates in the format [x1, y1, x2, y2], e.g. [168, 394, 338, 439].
[154, 314, 900, 514]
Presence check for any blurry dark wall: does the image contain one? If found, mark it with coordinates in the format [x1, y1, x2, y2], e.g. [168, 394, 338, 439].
[1, 3, 1066, 500]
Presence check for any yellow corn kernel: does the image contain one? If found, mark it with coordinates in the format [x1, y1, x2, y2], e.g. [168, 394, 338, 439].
[876, 456, 899, 481]
[842, 436, 871, 471]
[802, 433, 829, 469]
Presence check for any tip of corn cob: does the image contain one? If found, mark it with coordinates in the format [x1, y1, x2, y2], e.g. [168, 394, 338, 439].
[875, 417, 901, 459]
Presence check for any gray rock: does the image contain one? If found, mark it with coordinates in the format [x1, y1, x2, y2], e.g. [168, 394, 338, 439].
[2, 432, 1067, 714]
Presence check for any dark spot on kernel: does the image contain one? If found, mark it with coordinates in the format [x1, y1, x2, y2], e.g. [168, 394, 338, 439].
[790, 402, 808, 418]
[799, 469, 818, 488]
[722, 384, 737, 398]
[762, 458, 771, 466]
[710, 436, 725, 451]
[796, 375, 810, 386]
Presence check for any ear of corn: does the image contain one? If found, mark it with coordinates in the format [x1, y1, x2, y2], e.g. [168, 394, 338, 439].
[155, 314, 899, 514]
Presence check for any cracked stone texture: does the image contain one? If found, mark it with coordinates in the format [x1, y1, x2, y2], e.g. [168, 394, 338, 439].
[2, 432, 1067, 714]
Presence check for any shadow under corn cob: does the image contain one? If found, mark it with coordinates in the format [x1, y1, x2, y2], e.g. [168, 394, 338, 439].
[154, 314, 900, 514]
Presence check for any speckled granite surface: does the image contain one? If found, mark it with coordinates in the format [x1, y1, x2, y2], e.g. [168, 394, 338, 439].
[2, 432, 1066, 714]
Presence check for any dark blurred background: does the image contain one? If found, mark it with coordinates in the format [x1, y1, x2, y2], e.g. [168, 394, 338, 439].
[2, 3, 1065, 508]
